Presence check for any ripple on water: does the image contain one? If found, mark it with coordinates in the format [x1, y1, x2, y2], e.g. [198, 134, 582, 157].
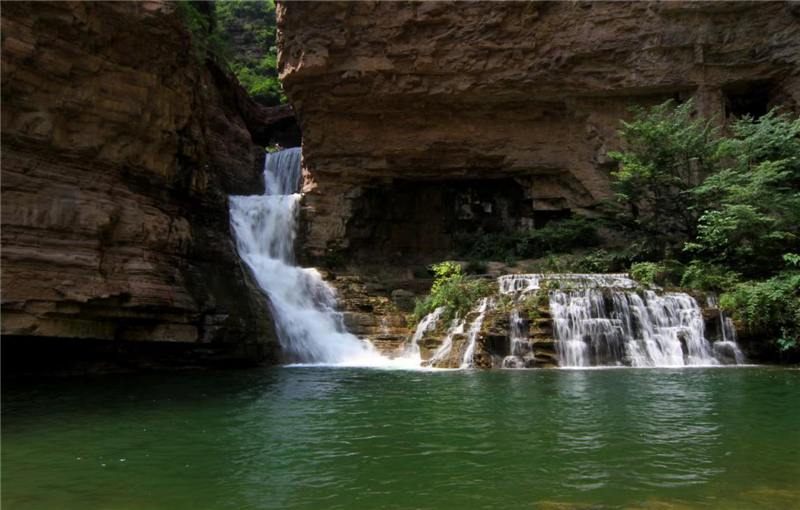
[1, 367, 799, 510]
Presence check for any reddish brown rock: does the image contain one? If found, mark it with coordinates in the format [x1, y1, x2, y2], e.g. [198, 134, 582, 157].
[1, 1, 286, 370]
[277, 1, 800, 261]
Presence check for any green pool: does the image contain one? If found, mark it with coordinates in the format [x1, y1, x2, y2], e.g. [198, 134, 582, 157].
[3, 367, 799, 509]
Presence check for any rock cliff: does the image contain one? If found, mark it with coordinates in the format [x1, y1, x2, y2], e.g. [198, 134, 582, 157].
[1, 1, 289, 372]
[277, 0, 800, 262]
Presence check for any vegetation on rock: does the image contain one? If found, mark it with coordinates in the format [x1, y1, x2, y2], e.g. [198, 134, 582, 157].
[454, 216, 600, 262]
[178, 0, 285, 106]
[413, 262, 491, 326]
[609, 100, 800, 357]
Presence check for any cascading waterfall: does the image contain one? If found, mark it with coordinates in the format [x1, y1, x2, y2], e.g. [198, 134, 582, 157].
[502, 309, 532, 368]
[499, 273, 638, 294]
[707, 296, 746, 365]
[404, 306, 444, 362]
[229, 148, 412, 367]
[460, 298, 489, 368]
[500, 273, 745, 368]
[427, 317, 466, 367]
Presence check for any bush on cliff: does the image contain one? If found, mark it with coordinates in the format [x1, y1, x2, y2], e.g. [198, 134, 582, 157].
[720, 268, 800, 357]
[216, 0, 286, 106]
[178, 0, 286, 106]
[413, 262, 490, 325]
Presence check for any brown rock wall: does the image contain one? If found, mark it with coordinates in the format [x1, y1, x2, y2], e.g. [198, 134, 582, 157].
[1, 1, 283, 368]
[277, 0, 800, 260]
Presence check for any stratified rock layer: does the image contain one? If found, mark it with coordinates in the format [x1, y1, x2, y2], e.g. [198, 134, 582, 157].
[1, 1, 282, 369]
[277, 1, 800, 261]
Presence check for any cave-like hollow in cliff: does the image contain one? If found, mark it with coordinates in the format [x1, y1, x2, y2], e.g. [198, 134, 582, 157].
[339, 177, 570, 263]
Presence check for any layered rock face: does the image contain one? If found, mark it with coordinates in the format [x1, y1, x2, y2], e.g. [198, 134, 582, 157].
[1, 1, 286, 371]
[277, 0, 800, 262]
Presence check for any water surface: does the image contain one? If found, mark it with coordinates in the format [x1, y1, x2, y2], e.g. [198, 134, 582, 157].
[3, 367, 799, 509]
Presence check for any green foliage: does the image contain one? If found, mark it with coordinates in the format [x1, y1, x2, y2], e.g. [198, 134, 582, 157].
[493, 294, 515, 313]
[453, 231, 518, 261]
[430, 261, 463, 294]
[629, 262, 660, 286]
[517, 216, 600, 259]
[680, 261, 739, 291]
[629, 260, 685, 287]
[413, 275, 491, 326]
[785, 253, 800, 267]
[605, 100, 800, 359]
[453, 216, 599, 262]
[177, 2, 230, 63]
[179, 0, 286, 106]
[608, 99, 723, 254]
[719, 271, 800, 352]
[572, 249, 615, 273]
[686, 110, 800, 273]
[519, 290, 548, 322]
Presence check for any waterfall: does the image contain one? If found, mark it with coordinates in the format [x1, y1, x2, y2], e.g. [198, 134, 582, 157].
[229, 148, 411, 367]
[707, 296, 746, 365]
[460, 298, 489, 368]
[502, 309, 532, 368]
[499, 273, 638, 294]
[502, 273, 745, 368]
[427, 317, 466, 367]
[404, 306, 444, 361]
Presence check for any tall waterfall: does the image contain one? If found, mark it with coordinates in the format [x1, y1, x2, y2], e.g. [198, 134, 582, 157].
[229, 148, 407, 366]
[499, 273, 745, 368]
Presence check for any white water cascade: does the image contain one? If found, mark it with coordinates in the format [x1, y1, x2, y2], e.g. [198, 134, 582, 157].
[229, 148, 411, 367]
[500, 273, 745, 368]
[460, 298, 489, 368]
[502, 309, 533, 368]
[404, 306, 444, 362]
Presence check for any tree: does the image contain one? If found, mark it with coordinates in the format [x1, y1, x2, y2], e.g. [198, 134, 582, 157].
[607, 99, 722, 256]
[686, 110, 800, 274]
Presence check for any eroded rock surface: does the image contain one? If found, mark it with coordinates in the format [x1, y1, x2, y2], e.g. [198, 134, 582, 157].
[277, 0, 800, 261]
[1, 1, 285, 370]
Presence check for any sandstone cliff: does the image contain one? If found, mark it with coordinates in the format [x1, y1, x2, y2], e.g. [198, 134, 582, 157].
[1, 1, 289, 372]
[277, 1, 800, 262]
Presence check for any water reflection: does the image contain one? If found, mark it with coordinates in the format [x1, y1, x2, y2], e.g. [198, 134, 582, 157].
[2, 367, 799, 510]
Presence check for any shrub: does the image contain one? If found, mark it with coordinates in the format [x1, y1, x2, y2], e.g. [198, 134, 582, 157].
[680, 261, 739, 291]
[430, 261, 462, 293]
[629, 260, 685, 287]
[213, 0, 286, 106]
[413, 277, 491, 326]
[629, 262, 660, 286]
[453, 216, 599, 262]
[464, 259, 489, 275]
[572, 249, 614, 273]
[720, 271, 800, 353]
[177, 2, 230, 63]
[453, 231, 517, 261]
[517, 216, 600, 259]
